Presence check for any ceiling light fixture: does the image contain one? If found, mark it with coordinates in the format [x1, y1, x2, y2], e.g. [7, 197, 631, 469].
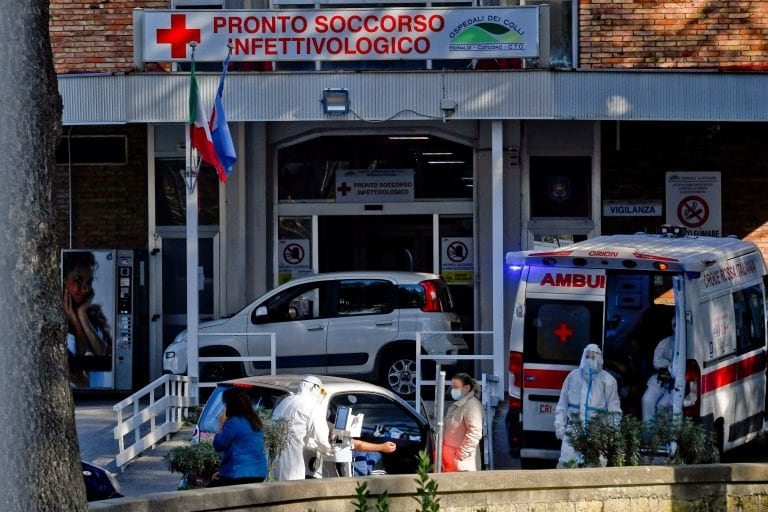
[321, 88, 350, 115]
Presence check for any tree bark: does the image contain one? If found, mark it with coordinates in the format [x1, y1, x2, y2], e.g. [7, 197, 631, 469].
[0, 1, 87, 510]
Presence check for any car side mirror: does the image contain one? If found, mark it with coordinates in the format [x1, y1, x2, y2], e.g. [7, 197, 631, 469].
[253, 306, 268, 324]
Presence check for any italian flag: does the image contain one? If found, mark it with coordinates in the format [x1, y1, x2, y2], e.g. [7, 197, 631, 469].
[189, 59, 226, 181]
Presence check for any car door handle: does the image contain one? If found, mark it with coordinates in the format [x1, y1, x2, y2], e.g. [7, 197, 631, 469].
[306, 325, 325, 331]
[375, 321, 393, 327]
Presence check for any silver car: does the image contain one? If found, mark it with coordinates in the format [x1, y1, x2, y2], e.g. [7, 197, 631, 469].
[163, 271, 466, 397]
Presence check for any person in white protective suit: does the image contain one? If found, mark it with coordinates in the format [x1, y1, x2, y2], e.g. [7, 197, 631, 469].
[554, 344, 622, 468]
[271, 375, 332, 480]
[641, 318, 675, 422]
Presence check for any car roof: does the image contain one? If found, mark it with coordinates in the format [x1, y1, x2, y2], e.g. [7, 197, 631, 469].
[218, 374, 401, 396]
[277, 271, 443, 286]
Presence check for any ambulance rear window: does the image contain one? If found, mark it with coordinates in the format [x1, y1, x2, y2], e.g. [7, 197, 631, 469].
[524, 299, 604, 364]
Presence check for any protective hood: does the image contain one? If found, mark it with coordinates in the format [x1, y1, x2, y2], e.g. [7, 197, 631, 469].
[297, 375, 325, 401]
[579, 343, 603, 378]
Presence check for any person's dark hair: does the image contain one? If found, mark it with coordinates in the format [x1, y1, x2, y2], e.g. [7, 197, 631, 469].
[63, 251, 97, 277]
[222, 387, 263, 432]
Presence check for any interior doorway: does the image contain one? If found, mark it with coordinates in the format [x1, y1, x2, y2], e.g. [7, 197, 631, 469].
[319, 215, 433, 273]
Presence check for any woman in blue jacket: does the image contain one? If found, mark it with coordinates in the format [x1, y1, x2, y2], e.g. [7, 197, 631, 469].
[207, 387, 268, 487]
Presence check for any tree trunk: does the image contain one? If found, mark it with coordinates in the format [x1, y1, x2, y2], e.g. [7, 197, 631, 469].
[0, 1, 87, 510]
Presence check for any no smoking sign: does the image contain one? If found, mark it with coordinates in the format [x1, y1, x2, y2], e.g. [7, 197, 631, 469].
[676, 195, 709, 228]
[666, 172, 721, 236]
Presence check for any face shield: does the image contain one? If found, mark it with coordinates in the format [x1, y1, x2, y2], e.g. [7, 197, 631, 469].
[579, 343, 603, 376]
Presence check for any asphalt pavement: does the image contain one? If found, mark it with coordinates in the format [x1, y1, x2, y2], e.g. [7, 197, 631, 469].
[75, 397, 193, 496]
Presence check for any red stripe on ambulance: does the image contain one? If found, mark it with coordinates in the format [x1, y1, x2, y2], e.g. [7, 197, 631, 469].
[523, 368, 571, 390]
[700, 351, 767, 394]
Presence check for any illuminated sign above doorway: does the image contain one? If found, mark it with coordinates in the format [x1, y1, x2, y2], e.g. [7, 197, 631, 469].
[137, 7, 541, 62]
[335, 169, 414, 203]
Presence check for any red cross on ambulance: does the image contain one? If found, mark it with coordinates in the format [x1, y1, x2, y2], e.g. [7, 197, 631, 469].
[553, 322, 573, 344]
[156, 14, 201, 59]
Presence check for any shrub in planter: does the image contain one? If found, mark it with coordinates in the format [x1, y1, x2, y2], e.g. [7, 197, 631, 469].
[565, 411, 720, 467]
[164, 441, 221, 489]
[672, 418, 720, 464]
[565, 411, 622, 467]
[263, 415, 290, 479]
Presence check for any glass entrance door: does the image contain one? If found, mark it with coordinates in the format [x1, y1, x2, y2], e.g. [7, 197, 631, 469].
[158, 235, 217, 350]
[318, 215, 433, 273]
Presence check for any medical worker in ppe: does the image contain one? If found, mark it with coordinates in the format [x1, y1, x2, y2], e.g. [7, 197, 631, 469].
[554, 344, 621, 468]
[271, 375, 332, 480]
[641, 319, 675, 422]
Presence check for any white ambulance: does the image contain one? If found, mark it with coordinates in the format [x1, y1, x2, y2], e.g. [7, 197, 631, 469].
[505, 231, 768, 465]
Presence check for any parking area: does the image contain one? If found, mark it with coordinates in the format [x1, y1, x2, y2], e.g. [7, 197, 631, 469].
[76, 394, 518, 497]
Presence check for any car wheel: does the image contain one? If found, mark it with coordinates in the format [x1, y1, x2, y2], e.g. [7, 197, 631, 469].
[199, 350, 244, 384]
[382, 355, 417, 398]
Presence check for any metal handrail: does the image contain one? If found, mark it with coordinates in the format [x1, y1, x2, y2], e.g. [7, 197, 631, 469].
[197, 332, 277, 388]
[113, 374, 195, 471]
[112, 332, 277, 469]
[415, 331, 498, 470]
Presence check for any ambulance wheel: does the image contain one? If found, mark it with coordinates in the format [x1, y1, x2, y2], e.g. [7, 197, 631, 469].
[715, 419, 725, 462]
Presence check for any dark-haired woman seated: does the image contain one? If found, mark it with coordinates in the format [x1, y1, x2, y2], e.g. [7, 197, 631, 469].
[207, 387, 268, 487]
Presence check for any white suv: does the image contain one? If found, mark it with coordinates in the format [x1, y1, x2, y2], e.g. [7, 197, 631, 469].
[163, 271, 467, 396]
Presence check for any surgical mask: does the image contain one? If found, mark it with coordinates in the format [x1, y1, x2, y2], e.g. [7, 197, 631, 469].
[587, 358, 601, 373]
[450, 388, 464, 401]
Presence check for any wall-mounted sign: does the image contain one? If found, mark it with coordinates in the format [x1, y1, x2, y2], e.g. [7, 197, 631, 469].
[603, 200, 662, 217]
[441, 237, 473, 285]
[665, 171, 721, 237]
[138, 7, 541, 62]
[278, 239, 312, 284]
[335, 169, 414, 203]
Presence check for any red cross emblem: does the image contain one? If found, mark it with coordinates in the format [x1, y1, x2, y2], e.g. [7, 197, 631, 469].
[156, 14, 201, 59]
[553, 323, 573, 344]
[337, 182, 352, 196]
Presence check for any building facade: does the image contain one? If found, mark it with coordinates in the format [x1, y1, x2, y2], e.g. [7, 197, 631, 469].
[52, 0, 768, 391]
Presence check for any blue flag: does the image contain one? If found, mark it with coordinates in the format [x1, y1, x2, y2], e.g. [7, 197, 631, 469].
[209, 54, 237, 182]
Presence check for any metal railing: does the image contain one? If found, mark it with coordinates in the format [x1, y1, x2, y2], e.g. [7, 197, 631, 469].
[113, 332, 276, 470]
[415, 331, 499, 470]
[198, 332, 277, 388]
[113, 374, 196, 471]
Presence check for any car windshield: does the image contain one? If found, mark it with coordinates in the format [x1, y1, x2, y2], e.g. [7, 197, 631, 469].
[198, 385, 290, 434]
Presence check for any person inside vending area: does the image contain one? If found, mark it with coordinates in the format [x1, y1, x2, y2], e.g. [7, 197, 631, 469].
[554, 344, 622, 468]
[442, 373, 484, 472]
[641, 318, 676, 423]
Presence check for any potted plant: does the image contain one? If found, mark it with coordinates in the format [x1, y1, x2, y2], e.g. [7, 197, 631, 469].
[163, 441, 221, 490]
[262, 412, 290, 479]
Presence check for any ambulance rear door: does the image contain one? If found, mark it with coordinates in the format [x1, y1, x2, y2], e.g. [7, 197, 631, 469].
[519, 267, 607, 459]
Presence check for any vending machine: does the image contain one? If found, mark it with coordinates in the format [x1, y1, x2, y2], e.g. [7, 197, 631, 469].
[62, 249, 148, 391]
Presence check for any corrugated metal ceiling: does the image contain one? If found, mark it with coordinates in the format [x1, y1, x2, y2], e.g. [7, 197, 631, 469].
[58, 70, 768, 125]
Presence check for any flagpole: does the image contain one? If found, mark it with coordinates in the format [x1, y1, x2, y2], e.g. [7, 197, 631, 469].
[186, 41, 200, 404]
